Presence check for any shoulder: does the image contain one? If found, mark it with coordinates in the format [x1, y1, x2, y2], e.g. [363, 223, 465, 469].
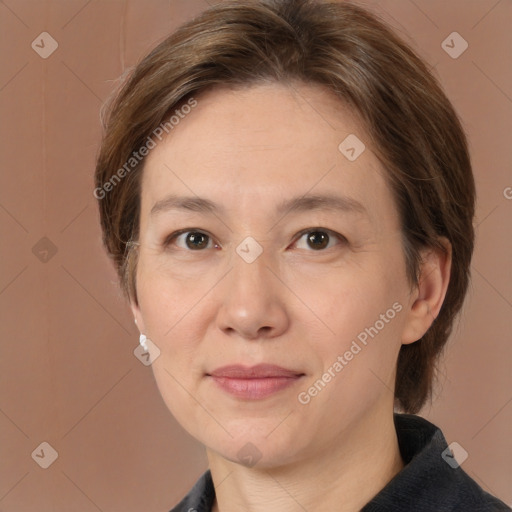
[168, 470, 215, 512]
[362, 414, 510, 511]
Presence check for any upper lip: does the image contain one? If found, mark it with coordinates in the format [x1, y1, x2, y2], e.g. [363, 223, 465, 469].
[208, 364, 304, 379]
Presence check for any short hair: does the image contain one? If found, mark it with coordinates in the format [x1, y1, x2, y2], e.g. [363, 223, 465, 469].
[94, 0, 475, 413]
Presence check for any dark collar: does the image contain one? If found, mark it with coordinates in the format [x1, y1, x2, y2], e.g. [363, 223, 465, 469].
[170, 414, 510, 511]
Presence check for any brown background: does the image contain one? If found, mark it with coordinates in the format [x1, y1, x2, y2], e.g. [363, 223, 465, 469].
[0, 0, 511, 510]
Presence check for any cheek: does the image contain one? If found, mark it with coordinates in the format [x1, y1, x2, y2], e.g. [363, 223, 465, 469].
[294, 254, 408, 387]
[135, 254, 214, 340]
[296, 261, 403, 340]
[295, 289, 405, 430]
[135, 267, 209, 430]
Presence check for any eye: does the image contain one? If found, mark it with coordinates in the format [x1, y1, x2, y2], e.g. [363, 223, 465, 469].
[293, 229, 345, 251]
[166, 230, 219, 251]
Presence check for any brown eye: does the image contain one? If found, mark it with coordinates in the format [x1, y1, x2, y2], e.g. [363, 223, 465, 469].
[185, 231, 210, 250]
[293, 229, 346, 251]
[307, 231, 329, 250]
[167, 230, 215, 250]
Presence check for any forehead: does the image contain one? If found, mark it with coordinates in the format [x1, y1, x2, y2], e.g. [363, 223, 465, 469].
[149, 81, 368, 161]
[140, 82, 396, 227]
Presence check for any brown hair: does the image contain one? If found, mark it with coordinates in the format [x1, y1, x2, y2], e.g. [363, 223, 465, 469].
[94, 0, 475, 413]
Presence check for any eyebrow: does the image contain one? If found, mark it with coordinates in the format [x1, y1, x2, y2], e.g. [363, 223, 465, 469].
[150, 193, 367, 217]
[151, 195, 221, 216]
[276, 194, 367, 216]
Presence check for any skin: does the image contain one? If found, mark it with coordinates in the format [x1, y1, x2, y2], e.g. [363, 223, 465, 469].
[131, 82, 451, 512]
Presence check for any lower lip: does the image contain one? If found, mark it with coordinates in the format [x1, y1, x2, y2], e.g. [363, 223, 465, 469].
[208, 375, 303, 400]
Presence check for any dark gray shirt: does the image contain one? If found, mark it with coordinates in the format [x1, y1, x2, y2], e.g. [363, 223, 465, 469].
[169, 414, 510, 511]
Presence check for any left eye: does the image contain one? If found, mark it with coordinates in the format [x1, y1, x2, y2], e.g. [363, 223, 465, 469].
[293, 230, 345, 251]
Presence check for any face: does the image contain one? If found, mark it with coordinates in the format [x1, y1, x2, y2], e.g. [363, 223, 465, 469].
[132, 82, 419, 468]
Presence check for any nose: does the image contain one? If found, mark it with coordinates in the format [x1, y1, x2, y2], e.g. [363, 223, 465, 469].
[215, 248, 290, 341]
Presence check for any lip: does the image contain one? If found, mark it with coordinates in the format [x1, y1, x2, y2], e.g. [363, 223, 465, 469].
[207, 364, 305, 400]
[209, 364, 303, 379]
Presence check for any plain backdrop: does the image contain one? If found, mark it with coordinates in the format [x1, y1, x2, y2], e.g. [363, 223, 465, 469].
[0, 0, 511, 510]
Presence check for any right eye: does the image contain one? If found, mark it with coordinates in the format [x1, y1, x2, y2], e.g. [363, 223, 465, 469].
[165, 230, 220, 251]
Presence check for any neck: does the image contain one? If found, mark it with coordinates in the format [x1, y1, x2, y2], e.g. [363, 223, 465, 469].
[208, 408, 403, 512]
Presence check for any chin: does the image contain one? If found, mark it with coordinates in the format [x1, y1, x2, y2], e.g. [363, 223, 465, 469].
[205, 427, 305, 470]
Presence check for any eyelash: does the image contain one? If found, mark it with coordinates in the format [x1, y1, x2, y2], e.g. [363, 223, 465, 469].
[163, 228, 347, 252]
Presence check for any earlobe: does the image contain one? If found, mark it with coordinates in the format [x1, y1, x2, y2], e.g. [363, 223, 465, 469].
[130, 301, 146, 335]
[402, 238, 452, 345]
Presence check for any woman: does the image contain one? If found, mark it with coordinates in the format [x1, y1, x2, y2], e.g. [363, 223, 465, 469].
[94, 0, 510, 510]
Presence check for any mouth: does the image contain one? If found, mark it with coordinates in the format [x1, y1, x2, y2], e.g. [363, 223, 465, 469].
[206, 364, 305, 400]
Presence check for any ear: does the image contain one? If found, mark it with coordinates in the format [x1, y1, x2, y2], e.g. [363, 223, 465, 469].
[130, 300, 146, 335]
[401, 238, 452, 345]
